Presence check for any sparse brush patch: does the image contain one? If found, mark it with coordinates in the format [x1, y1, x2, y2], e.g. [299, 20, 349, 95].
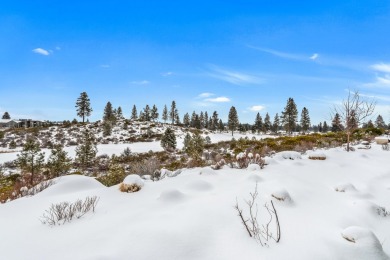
[119, 182, 142, 193]
[40, 196, 99, 226]
[308, 155, 326, 160]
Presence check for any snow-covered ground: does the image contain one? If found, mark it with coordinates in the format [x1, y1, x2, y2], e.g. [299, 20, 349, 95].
[0, 132, 272, 163]
[1, 144, 389, 259]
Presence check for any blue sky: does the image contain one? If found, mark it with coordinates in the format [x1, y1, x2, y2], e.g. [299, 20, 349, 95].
[1, 1, 390, 124]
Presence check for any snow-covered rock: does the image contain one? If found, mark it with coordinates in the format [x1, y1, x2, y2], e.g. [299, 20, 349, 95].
[123, 174, 144, 187]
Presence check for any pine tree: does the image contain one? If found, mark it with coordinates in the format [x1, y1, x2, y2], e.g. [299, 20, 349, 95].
[75, 129, 97, 171]
[300, 107, 310, 133]
[199, 112, 204, 129]
[254, 113, 263, 134]
[191, 111, 197, 128]
[75, 92, 92, 123]
[375, 115, 386, 129]
[228, 106, 239, 136]
[211, 111, 219, 131]
[151, 105, 159, 121]
[218, 119, 224, 133]
[204, 111, 209, 129]
[117, 106, 123, 119]
[281, 98, 298, 134]
[185, 133, 204, 160]
[162, 105, 168, 123]
[323, 121, 329, 132]
[131, 105, 138, 121]
[264, 113, 271, 132]
[183, 113, 190, 127]
[47, 144, 72, 177]
[103, 121, 112, 136]
[160, 127, 176, 151]
[318, 122, 323, 133]
[331, 113, 343, 132]
[16, 139, 45, 185]
[347, 110, 358, 130]
[169, 101, 178, 124]
[174, 113, 181, 125]
[365, 120, 374, 128]
[2, 112, 10, 119]
[272, 113, 280, 133]
[183, 133, 192, 151]
[103, 102, 115, 122]
[143, 105, 151, 121]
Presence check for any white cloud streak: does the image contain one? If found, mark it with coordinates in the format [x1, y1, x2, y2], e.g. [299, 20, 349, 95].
[198, 92, 214, 98]
[205, 96, 231, 103]
[249, 105, 265, 112]
[130, 80, 150, 85]
[371, 63, 390, 73]
[32, 48, 50, 56]
[208, 65, 263, 85]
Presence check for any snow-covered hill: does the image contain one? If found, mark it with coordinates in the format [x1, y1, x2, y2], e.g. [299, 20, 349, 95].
[0, 145, 389, 259]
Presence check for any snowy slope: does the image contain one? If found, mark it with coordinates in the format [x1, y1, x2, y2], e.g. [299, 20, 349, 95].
[0, 145, 389, 259]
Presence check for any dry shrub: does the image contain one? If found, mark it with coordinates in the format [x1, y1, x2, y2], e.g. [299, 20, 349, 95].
[119, 183, 142, 193]
[40, 196, 99, 226]
[308, 155, 326, 160]
[211, 159, 226, 170]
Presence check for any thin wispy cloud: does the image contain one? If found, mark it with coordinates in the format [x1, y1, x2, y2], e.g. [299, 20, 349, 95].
[249, 105, 265, 112]
[371, 63, 390, 73]
[32, 48, 50, 56]
[198, 92, 214, 98]
[208, 65, 263, 85]
[100, 64, 110, 68]
[310, 53, 319, 60]
[161, 72, 173, 77]
[205, 96, 231, 103]
[130, 80, 150, 85]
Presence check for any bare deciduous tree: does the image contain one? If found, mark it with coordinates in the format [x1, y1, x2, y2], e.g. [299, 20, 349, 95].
[331, 90, 376, 151]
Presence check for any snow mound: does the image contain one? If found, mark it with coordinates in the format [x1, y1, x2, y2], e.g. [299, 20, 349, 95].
[247, 174, 263, 183]
[123, 174, 144, 187]
[158, 189, 187, 202]
[160, 168, 182, 178]
[341, 226, 389, 260]
[247, 164, 261, 171]
[199, 167, 218, 176]
[274, 151, 302, 160]
[264, 157, 278, 165]
[353, 201, 390, 217]
[39, 175, 105, 196]
[307, 151, 326, 160]
[186, 180, 213, 191]
[334, 183, 357, 193]
[271, 189, 292, 203]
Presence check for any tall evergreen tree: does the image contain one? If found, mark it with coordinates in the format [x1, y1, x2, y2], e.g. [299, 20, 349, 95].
[191, 111, 197, 128]
[323, 121, 329, 132]
[331, 113, 343, 132]
[185, 133, 205, 160]
[47, 144, 72, 177]
[272, 113, 280, 133]
[218, 119, 224, 133]
[169, 101, 178, 124]
[211, 111, 219, 131]
[75, 129, 97, 171]
[204, 111, 209, 129]
[199, 112, 205, 129]
[264, 113, 271, 132]
[318, 122, 323, 133]
[75, 92, 92, 123]
[2, 112, 10, 119]
[281, 98, 298, 134]
[117, 106, 123, 119]
[254, 113, 263, 134]
[103, 102, 115, 122]
[131, 105, 138, 121]
[143, 105, 151, 121]
[183, 113, 190, 127]
[300, 107, 311, 133]
[162, 105, 168, 123]
[17, 139, 45, 185]
[375, 115, 386, 129]
[160, 127, 176, 151]
[151, 105, 159, 121]
[228, 106, 239, 136]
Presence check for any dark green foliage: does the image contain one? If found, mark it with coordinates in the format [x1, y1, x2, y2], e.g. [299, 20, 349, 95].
[281, 98, 298, 134]
[184, 133, 205, 160]
[272, 113, 280, 133]
[300, 107, 310, 133]
[151, 104, 159, 121]
[331, 113, 343, 132]
[2, 112, 10, 119]
[161, 127, 176, 151]
[131, 105, 138, 120]
[17, 139, 45, 185]
[254, 113, 263, 133]
[375, 115, 386, 129]
[97, 163, 126, 187]
[75, 92, 92, 123]
[75, 129, 97, 171]
[228, 106, 239, 136]
[47, 145, 72, 177]
[264, 113, 271, 132]
[162, 105, 168, 123]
